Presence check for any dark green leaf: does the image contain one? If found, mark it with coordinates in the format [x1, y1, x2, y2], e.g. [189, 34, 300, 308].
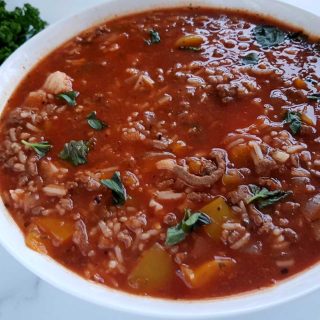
[165, 209, 211, 246]
[179, 46, 202, 51]
[288, 31, 308, 42]
[166, 227, 186, 247]
[0, 2, 47, 65]
[145, 29, 160, 45]
[21, 140, 52, 158]
[284, 111, 302, 135]
[253, 25, 287, 48]
[247, 184, 292, 209]
[59, 140, 89, 166]
[56, 91, 79, 106]
[307, 93, 320, 101]
[87, 111, 107, 131]
[305, 77, 317, 85]
[100, 171, 127, 205]
[241, 52, 260, 65]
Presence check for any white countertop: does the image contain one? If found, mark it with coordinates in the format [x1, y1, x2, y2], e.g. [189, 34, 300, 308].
[1, 1, 320, 319]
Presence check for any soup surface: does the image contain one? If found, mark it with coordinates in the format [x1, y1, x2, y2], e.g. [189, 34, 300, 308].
[1, 7, 320, 299]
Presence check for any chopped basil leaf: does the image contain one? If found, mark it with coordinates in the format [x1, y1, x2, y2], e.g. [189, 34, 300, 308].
[307, 93, 320, 101]
[285, 111, 302, 135]
[242, 52, 260, 65]
[145, 29, 160, 45]
[100, 171, 127, 205]
[21, 140, 52, 158]
[165, 209, 211, 246]
[87, 111, 107, 131]
[56, 91, 79, 106]
[179, 46, 202, 51]
[247, 184, 292, 209]
[59, 140, 89, 166]
[253, 25, 286, 48]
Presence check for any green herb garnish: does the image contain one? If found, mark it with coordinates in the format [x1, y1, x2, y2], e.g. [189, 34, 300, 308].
[59, 140, 89, 166]
[87, 111, 107, 131]
[0, 1, 47, 65]
[241, 52, 260, 65]
[165, 209, 211, 246]
[56, 91, 79, 106]
[21, 140, 52, 158]
[285, 110, 302, 135]
[145, 29, 160, 45]
[307, 93, 320, 101]
[247, 185, 292, 209]
[253, 25, 286, 48]
[100, 171, 127, 205]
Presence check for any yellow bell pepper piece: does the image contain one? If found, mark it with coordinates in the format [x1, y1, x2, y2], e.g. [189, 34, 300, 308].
[128, 243, 174, 291]
[34, 216, 74, 243]
[181, 258, 235, 288]
[293, 77, 307, 90]
[201, 197, 236, 240]
[229, 143, 252, 167]
[175, 34, 204, 48]
[222, 173, 241, 187]
[170, 140, 187, 156]
[301, 105, 317, 126]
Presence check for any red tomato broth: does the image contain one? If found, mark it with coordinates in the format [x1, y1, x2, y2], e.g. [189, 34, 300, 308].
[0, 7, 320, 299]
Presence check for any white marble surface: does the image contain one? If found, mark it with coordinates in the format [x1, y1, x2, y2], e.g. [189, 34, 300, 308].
[1, 0, 320, 319]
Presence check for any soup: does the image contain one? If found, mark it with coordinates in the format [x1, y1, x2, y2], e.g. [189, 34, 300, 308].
[1, 7, 320, 299]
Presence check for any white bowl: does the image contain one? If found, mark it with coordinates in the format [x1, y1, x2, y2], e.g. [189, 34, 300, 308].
[0, 0, 319, 318]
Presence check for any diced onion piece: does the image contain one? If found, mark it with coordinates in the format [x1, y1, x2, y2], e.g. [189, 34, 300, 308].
[156, 190, 184, 201]
[271, 150, 290, 163]
[43, 71, 73, 94]
[155, 159, 176, 170]
[25, 224, 47, 254]
[43, 184, 67, 197]
[128, 243, 174, 291]
[149, 199, 163, 211]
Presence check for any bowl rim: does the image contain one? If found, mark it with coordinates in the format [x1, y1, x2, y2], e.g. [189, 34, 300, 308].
[0, 0, 320, 318]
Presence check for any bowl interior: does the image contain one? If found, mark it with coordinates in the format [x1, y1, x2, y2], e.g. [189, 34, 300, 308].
[0, 0, 320, 318]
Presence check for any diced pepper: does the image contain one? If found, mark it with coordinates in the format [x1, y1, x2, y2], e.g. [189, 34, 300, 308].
[25, 224, 48, 254]
[33, 216, 74, 243]
[222, 173, 241, 187]
[201, 197, 237, 240]
[301, 105, 316, 126]
[293, 77, 307, 90]
[229, 143, 252, 167]
[175, 34, 204, 48]
[128, 243, 174, 291]
[188, 158, 202, 175]
[170, 140, 187, 156]
[181, 258, 235, 288]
